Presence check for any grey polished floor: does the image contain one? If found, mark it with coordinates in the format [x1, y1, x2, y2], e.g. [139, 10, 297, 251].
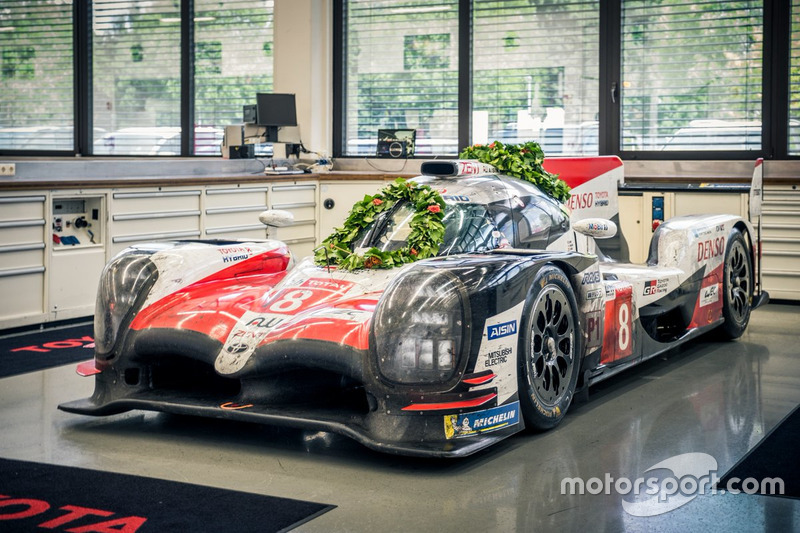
[2, 303, 800, 532]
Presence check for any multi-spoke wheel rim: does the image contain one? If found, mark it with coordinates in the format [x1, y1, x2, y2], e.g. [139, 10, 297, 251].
[527, 286, 575, 407]
[727, 239, 751, 324]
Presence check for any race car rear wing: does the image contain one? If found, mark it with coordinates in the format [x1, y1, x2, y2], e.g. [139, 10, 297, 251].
[749, 158, 763, 220]
[750, 158, 768, 309]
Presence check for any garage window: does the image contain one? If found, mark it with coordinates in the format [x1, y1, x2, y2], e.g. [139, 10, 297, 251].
[341, 0, 459, 156]
[0, 0, 74, 152]
[790, 1, 800, 155]
[90, 0, 274, 156]
[472, 0, 599, 155]
[620, 1, 763, 152]
[93, 0, 182, 155]
[193, 0, 274, 156]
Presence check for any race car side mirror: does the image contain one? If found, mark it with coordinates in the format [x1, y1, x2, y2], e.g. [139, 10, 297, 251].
[573, 218, 617, 239]
[258, 209, 295, 227]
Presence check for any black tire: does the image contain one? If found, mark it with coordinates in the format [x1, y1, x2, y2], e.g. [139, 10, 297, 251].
[518, 265, 582, 431]
[718, 229, 753, 340]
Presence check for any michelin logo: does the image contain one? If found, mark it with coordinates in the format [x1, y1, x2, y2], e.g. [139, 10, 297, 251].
[488, 320, 517, 340]
[444, 402, 520, 439]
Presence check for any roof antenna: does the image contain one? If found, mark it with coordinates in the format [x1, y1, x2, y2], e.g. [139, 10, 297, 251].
[315, 244, 332, 274]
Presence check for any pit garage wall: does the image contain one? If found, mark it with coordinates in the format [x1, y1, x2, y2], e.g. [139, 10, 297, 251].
[0, 167, 390, 330]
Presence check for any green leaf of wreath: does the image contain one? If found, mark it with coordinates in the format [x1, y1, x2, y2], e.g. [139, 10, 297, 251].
[459, 140, 571, 203]
[315, 178, 446, 270]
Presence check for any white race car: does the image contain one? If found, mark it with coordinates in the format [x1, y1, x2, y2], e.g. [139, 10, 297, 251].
[61, 156, 768, 457]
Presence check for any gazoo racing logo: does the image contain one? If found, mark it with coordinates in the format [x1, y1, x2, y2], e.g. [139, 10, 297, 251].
[643, 279, 668, 296]
[487, 320, 517, 340]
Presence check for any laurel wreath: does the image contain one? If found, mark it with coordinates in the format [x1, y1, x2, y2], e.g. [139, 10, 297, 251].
[314, 178, 446, 270]
[460, 140, 570, 203]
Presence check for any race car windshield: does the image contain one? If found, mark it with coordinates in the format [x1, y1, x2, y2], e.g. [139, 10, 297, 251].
[353, 201, 503, 255]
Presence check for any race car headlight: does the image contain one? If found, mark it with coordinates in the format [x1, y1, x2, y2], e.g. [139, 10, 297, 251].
[94, 250, 158, 356]
[373, 268, 469, 384]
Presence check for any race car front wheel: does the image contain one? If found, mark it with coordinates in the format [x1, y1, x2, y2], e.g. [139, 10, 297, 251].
[718, 228, 753, 340]
[518, 265, 582, 431]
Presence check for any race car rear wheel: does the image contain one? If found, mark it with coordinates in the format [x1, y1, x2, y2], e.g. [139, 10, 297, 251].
[518, 266, 582, 431]
[719, 229, 753, 339]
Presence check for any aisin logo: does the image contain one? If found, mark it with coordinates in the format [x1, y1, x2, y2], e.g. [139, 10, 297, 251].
[487, 320, 517, 340]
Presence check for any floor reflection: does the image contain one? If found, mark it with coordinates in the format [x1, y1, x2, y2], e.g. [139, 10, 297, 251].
[1, 305, 799, 532]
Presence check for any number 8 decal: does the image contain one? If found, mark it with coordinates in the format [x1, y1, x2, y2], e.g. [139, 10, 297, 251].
[600, 284, 633, 364]
[618, 301, 630, 352]
[269, 289, 314, 313]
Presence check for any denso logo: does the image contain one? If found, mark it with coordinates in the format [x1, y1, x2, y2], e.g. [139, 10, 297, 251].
[488, 320, 517, 340]
[697, 237, 725, 262]
[567, 192, 594, 210]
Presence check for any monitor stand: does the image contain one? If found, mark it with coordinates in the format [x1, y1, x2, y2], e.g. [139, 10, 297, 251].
[263, 126, 279, 143]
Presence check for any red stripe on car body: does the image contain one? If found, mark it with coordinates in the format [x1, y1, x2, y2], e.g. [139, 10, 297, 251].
[401, 392, 497, 411]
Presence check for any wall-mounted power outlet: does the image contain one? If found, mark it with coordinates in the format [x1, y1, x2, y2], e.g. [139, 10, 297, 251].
[0, 163, 15, 176]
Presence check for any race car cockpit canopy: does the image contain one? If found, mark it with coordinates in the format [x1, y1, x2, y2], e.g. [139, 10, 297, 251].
[414, 161, 571, 251]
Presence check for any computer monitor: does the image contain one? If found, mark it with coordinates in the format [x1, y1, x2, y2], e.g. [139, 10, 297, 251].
[256, 93, 297, 142]
[377, 128, 416, 158]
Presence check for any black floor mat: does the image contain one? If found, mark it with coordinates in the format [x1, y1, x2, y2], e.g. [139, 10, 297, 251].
[0, 323, 94, 378]
[0, 457, 334, 532]
[716, 403, 800, 499]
